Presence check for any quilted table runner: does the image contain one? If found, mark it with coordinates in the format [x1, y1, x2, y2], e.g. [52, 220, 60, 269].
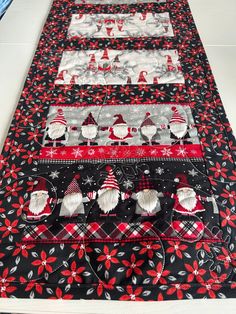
[0, 0, 236, 301]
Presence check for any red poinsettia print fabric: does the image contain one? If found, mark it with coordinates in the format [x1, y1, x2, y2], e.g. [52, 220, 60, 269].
[0, 0, 236, 301]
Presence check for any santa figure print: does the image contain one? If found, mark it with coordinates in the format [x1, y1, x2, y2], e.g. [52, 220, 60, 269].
[44, 108, 77, 147]
[78, 112, 99, 146]
[122, 170, 163, 216]
[101, 114, 137, 145]
[58, 174, 94, 217]
[168, 106, 193, 145]
[25, 178, 54, 221]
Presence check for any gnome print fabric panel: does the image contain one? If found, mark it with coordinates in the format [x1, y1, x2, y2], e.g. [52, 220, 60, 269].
[0, 0, 236, 302]
[68, 13, 174, 38]
[55, 49, 184, 85]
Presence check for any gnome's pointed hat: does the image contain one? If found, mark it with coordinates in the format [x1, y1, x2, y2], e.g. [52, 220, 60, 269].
[141, 112, 155, 128]
[82, 112, 98, 126]
[100, 166, 119, 191]
[113, 114, 126, 126]
[175, 173, 189, 190]
[65, 174, 81, 196]
[169, 106, 186, 124]
[101, 48, 109, 60]
[50, 109, 67, 125]
[136, 170, 154, 192]
[32, 178, 47, 194]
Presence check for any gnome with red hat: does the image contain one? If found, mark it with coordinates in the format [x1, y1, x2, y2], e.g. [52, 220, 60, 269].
[139, 112, 162, 145]
[44, 108, 77, 147]
[78, 112, 99, 146]
[26, 178, 54, 220]
[168, 106, 193, 145]
[171, 174, 205, 215]
[101, 114, 137, 145]
[58, 174, 94, 217]
[98, 48, 111, 72]
[87, 166, 121, 218]
[122, 170, 163, 216]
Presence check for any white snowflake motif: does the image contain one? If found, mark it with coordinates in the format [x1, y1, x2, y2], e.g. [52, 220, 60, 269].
[51, 186, 57, 192]
[161, 147, 172, 157]
[195, 184, 202, 190]
[49, 170, 60, 179]
[136, 148, 145, 156]
[188, 169, 198, 177]
[46, 148, 57, 158]
[88, 149, 95, 156]
[176, 147, 187, 157]
[98, 147, 105, 154]
[82, 176, 95, 186]
[156, 167, 164, 175]
[123, 179, 133, 189]
[71, 148, 83, 158]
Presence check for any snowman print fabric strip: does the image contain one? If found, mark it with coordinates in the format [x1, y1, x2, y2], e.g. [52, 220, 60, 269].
[0, 0, 236, 301]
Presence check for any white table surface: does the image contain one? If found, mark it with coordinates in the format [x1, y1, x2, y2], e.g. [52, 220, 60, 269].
[0, 0, 236, 312]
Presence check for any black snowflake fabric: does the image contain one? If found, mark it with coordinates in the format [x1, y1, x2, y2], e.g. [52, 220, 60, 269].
[0, 0, 236, 301]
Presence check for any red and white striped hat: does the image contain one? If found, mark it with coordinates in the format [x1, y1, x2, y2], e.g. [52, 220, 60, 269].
[65, 174, 81, 195]
[169, 106, 186, 124]
[50, 109, 67, 125]
[100, 165, 119, 190]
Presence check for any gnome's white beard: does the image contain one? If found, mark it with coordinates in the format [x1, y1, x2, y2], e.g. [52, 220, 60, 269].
[177, 189, 197, 211]
[136, 189, 159, 213]
[48, 123, 66, 140]
[81, 125, 98, 140]
[29, 193, 49, 215]
[62, 192, 83, 215]
[141, 125, 157, 140]
[97, 188, 120, 213]
[113, 125, 128, 139]
[170, 123, 187, 138]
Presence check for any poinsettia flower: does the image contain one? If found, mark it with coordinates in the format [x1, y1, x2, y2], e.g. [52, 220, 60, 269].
[0, 283, 17, 298]
[20, 276, 43, 295]
[184, 260, 206, 282]
[119, 285, 143, 301]
[71, 243, 93, 260]
[122, 253, 144, 277]
[210, 271, 228, 284]
[96, 245, 119, 270]
[212, 134, 226, 148]
[195, 241, 211, 253]
[12, 196, 26, 217]
[166, 283, 191, 299]
[209, 162, 228, 179]
[139, 241, 161, 259]
[31, 250, 57, 275]
[216, 247, 236, 269]
[21, 150, 38, 164]
[0, 219, 19, 238]
[5, 181, 23, 197]
[49, 287, 73, 300]
[61, 261, 85, 284]
[146, 262, 170, 284]
[221, 188, 236, 206]
[220, 208, 236, 228]
[97, 277, 116, 297]
[12, 243, 35, 258]
[4, 164, 22, 180]
[197, 281, 221, 298]
[166, 241, 188, 259]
